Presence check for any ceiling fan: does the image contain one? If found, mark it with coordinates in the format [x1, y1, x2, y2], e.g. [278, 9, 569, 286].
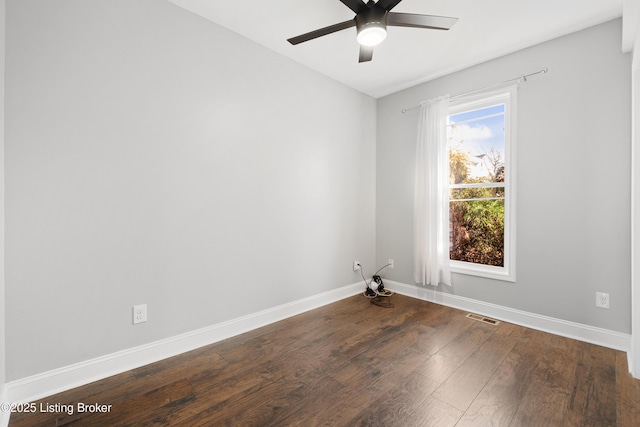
[287, 0, 458, 63]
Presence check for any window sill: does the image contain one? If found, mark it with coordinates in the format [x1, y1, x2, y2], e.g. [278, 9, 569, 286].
[450, 260, 515, 282]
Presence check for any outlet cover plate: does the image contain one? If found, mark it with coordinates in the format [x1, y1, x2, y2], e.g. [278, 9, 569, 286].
[596, 292, 610, 309]
[133, 304, 148, 324]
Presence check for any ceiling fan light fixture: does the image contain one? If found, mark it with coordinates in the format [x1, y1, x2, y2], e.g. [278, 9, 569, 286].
[357, 23, 387, 46]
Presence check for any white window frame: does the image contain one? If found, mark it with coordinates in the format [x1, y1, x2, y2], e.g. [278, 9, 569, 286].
[447, 85, 517, 282]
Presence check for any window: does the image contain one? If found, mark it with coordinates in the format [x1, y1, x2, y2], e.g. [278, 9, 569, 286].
[447, 87, 516, 281]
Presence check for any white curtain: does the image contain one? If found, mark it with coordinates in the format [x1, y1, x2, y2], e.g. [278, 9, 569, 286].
[413, 95, 452, 287]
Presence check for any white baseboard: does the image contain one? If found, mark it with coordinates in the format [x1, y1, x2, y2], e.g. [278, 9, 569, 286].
[6, 282, 364, 405]
[385, 280, 631, 352]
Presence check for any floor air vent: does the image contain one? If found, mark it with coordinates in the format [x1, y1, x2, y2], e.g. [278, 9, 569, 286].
[466, 313, 500, 326]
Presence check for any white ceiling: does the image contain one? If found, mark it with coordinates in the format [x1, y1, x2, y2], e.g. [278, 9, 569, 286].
[167, 0, 623, 98]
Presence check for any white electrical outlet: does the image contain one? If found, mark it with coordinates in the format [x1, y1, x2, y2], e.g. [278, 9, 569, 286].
[353, 260, 361, 271]
[596, 292, 610, 309]
[133, 304, 147, 324]
[388, 259, 395, 269]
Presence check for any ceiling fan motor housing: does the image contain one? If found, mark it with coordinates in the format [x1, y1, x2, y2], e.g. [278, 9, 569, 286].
[356, 5, 389, 46]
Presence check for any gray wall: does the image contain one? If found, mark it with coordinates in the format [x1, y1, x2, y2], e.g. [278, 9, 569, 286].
[4, 0, 376, 380]
[377, 19, 632, 333]
[0, 0, 6, 395]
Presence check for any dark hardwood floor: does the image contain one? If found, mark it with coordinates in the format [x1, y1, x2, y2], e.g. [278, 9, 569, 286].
[9, 294, 640, 426]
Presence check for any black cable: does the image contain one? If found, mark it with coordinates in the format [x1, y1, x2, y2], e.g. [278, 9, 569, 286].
[372, 263, 391, 278]
[360, 263, 392, 289]
[359, 265, 370, 288]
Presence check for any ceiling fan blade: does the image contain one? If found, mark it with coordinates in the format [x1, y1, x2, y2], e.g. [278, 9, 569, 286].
[287, 20, 356, 45]
[359, 46, 374, 63]
[387, 12, 458, 30]
[376, 0, 404, 12]
[339, 0, 368, 14]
